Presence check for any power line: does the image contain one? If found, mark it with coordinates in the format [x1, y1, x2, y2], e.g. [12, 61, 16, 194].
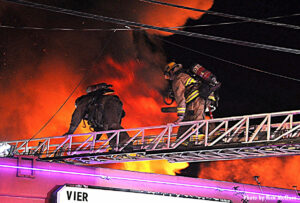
[28, 72, 87, 141]
[1, 13, 300, 31]
[181, 13, 300, 29]
[0, 24, 131, 31]
[28, 30, 115, 140]
[2, 23, 298, 83]
[2, 0, 300, 55]
[140, 0, 300, 30]
[161, 38, 300, 83]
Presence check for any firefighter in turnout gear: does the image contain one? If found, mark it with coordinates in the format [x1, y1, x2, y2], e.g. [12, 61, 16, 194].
[164, 62, 206, 122]
[63, 83, 131, 151]
[164, 62, 220, 147]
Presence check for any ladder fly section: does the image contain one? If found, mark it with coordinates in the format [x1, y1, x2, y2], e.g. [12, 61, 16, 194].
[1, 110, 300, 164]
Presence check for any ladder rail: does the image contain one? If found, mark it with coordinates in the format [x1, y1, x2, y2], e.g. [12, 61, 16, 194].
[1, 110, 300, 164]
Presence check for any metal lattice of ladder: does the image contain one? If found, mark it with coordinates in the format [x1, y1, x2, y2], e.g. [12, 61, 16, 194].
[1, 110, 300, 164]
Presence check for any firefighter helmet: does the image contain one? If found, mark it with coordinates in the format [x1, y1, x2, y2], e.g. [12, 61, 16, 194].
[86, 83, 113, 93]
[164, 62, 182, 77]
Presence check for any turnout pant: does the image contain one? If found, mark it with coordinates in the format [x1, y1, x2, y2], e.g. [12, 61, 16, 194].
[176, 96, 205, 140]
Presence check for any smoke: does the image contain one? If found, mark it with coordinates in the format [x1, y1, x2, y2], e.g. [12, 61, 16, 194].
[138, 0, 214, 35]
[4, 1, 297, 188]
[0, 0, 213, 175]
[0, 0, 214, 138]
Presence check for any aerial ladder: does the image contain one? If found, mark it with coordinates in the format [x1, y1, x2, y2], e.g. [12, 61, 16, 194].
[1, 110, 300, 165]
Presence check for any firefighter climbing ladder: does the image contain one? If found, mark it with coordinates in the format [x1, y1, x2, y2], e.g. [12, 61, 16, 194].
[1, 110, 300, 165]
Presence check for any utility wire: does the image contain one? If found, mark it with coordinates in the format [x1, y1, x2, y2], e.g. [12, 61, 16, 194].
[0, 24, 136, 31]
[161, 38, 300, 83]
[2, 22, 298, 83]
[28, 72, 87, 142]
[181, 13, 300, 29]
[140, 0, 300, 30]
[2, 26, 299, 83]
[1, 13, 300, 31]
[28, 31, 115, 141]
[2, 0, 300, 55]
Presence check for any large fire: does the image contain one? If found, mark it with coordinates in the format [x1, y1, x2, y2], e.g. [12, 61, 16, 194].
[0, 58, 85, 141]
[102, 160, 188, 176]
[0, 55, 188, 175]
[0, 0, 215, 177]
[85, 56, 189, 174]
[197, 156, 300, 189]
[94, 57, 175, 128]
[2, 0, 299, 191]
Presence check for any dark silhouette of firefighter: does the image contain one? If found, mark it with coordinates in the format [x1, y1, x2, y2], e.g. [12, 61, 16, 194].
[63, 83, 131, 150]
[163, 62, 221, 147]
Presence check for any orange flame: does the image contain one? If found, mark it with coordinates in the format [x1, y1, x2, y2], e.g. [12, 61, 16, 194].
[102, 160, 188, 175]
[89, 57, 189, 175]
[0, 0, 205, 176]
[0, 55, 187, 175]
[197, 156, 300, 189]
[139, 0, 214, 35]
[0, 58, 84, 140]
[95, 57, 175, 128]
[2, 0, 300, 186]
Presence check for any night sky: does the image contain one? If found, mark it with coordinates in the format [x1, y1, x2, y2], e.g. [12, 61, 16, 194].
[1, 0, 300, 190]
[164, 0, 300, 117]
[164, 0, 300, 187]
